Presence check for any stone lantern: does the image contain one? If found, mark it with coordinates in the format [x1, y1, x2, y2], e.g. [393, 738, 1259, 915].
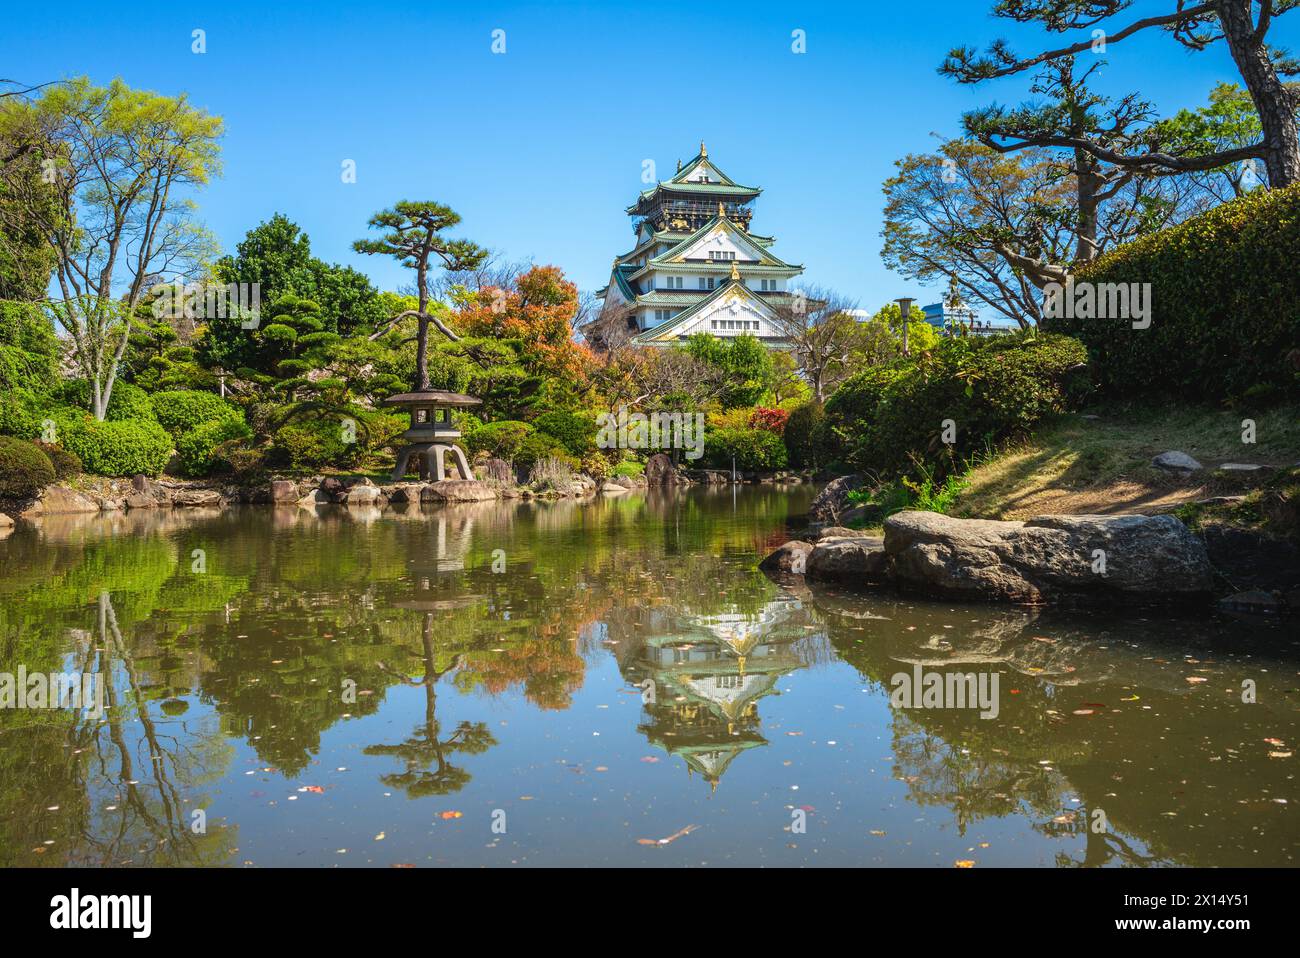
[384, 390, 481, 481]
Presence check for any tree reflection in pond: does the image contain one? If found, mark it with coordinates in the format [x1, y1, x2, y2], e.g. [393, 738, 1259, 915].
[0, 488, 1296, 867]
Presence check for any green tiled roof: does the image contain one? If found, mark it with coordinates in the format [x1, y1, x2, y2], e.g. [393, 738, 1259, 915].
[631, 278, 780, 344]
[644, 215, 800, 270]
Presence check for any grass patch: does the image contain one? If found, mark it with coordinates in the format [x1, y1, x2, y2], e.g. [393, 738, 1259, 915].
[952, 401, 1300, 520]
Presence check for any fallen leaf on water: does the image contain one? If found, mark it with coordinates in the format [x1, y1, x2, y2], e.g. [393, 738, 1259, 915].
[391, 863, 415, 868]
[1264, 738, 1287, 747]
[954, 860, 976, 868]
[374, 832, 385, 841]
[638, 824, 698, 847]
[1269, 751, 1292, 759]
[301, 785, 324, 794]
[1185, 677, 1208, 684]
[440, 811, 463, 820]
[869, 830, 886, 836]
[1121, 695, 1140, 701]
[1072, 709, 1094, 716]
[640, 756, 660, 764]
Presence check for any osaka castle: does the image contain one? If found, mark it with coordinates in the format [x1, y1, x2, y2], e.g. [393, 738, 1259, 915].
[595, 142, 804, 347]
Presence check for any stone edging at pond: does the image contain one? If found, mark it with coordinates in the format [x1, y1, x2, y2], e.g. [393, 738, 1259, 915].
[761, 510, 1300, 615]
[1, 462, 817, 523]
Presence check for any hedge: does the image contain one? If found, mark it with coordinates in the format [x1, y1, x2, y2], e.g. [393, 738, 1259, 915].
[705, 427, 788, 471]
[824, 332, 1088, 479]
[58, 417, 174, 477]
[151, 390, 239, 438]
[0, 436, 56, 498]
[783, 401, 830, 469]
[1047, 183, 1300, 402]
[32, 441, 81, 481]
[176, 417, 254, 477]
[532, 410, 598, 457]
[465, 420, 533, 461]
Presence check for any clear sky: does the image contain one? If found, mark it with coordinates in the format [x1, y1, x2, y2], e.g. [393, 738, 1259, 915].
[3, 0, 1291, 312]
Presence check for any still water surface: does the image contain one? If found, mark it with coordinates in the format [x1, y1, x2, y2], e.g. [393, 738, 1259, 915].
[1, 487, 1296, 867]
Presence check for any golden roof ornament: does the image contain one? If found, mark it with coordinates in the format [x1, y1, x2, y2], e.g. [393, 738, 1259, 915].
[718, 201, 726, 218]
[700, 140, 707, 157]
[730, 261, 740, 282]
[676, 159, 682, 172]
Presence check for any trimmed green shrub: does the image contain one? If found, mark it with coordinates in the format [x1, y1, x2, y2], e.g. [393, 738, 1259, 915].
[612, 459, 644, 478]
[784, 401, 831, 469]
[0, 436, 56, 498]
[32, 441, 81, 481]
[465, 420, 534, 461]
[825, 333, 1088, 480]
[1048, 183, 1300, 402]
[58, 416, 174, 477]
[176, 417, 254, 477]
[515, 431, 577, 472]
[705, 427, 789, 471]
[533, 410, 598, 457]
[0, 387, 45, 440]
[151, 390, 239, 438]
[270, 418, 360, 470]
[55, 380, 157, 422]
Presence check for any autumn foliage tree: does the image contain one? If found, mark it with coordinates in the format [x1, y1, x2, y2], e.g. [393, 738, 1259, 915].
[455, 265, 593, 385]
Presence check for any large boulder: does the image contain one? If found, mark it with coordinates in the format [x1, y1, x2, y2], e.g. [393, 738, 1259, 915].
[19, 485, 102, 517]
[884, 511, 1213, 604]
[345, 481, 383, 506]
[269, 480, 299, 504]
[806, 536, 889, 583]
[384, 483, 424, 505]
[815, 526, 858, 541]
[759, 540, 814, 574]
[171, 488, 223, 508]
[421, 480, 498, 502]
[644, 453, 678, 486]
[809, 476, 862, 523]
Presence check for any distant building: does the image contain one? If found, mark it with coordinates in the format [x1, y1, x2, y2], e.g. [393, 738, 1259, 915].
[922, 301, 1018, 337]
[595, 143, 802, 348]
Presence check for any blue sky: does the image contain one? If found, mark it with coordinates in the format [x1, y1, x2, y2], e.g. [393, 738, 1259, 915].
[3, 0, 1292, 312]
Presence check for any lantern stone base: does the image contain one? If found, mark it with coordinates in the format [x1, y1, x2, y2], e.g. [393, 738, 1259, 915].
[392, 441, 473, 482]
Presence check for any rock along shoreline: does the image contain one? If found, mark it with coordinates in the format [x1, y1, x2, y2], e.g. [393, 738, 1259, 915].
[762, 509, 1299, 614]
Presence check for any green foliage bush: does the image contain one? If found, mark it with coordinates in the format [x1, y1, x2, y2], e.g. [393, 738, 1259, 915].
[612, 459, 644, 478]
[32, 441, 81, 481]
[705, 427, 789, 471]
[1048, 183, 1300, 402]
[176, 417, 254, 477]
[533, 410, 597, 457]
[0, 436, 56, 498]
[56, 416, 173, 477]
[151, 390, 239, 438]
[784, 401, 831, 469]
[269, 417, 360, 471]
[0, 302, 60, 439]
[56, 380, 157, 422]
[824, 332, 1088, 479]
[515, 431, 577, 472]
[465, 420, 534, 461]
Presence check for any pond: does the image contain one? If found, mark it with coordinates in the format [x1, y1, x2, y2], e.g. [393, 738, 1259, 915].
[0, 487, 1296, 867]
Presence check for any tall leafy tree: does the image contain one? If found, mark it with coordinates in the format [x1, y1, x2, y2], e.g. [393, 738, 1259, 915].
[214, 213, 387, 335]
[455, 264, 592, 384]
[353, 201, 487, 392]
[0, 77, 222, 419]
[941, 1, 1300, 189]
